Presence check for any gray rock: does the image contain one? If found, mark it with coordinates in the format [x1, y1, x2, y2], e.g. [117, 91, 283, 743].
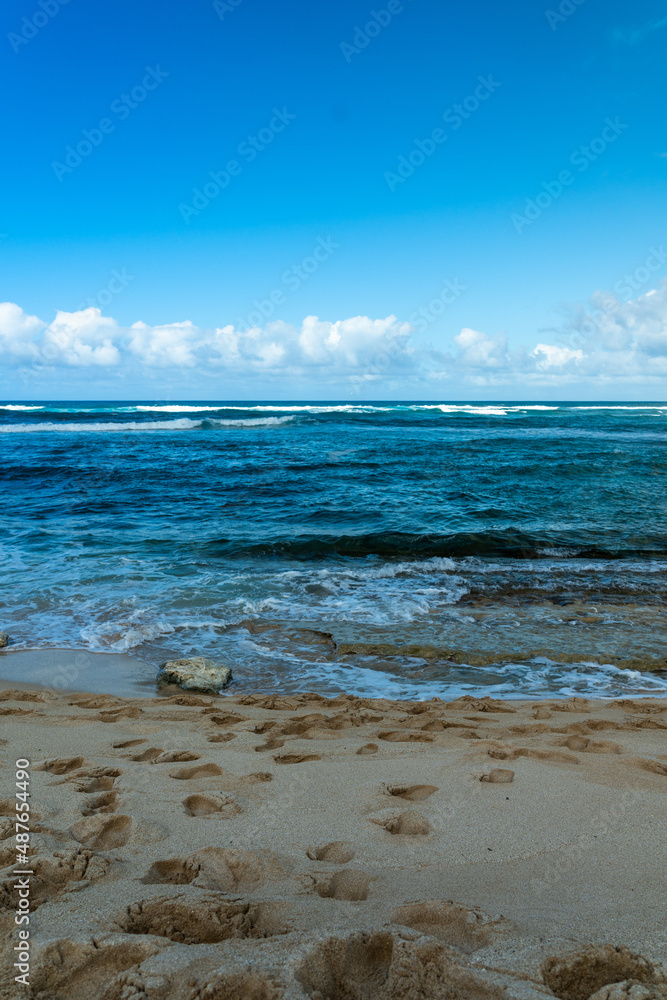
[0, 632, 8, 649]
[156, 656, 232, 694]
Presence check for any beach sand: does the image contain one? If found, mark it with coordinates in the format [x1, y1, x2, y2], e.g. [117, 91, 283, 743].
[1, 679, 667, 999]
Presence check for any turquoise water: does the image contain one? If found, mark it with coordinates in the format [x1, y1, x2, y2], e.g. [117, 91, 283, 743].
[1, 401, 667, 699]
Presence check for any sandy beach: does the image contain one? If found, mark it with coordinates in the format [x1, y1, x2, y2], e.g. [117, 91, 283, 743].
[2, 677, 667, 999]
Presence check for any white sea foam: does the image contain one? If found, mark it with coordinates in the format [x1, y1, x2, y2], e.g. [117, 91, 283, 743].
[134, 404, 231, 412]
[572, 405, 667, 410]
[316, 556, 458, 580]
[407, 404, 560, 415]
[208, 416, 294, 427]
[226, 652, 667, 701]
[4, 402, 564, 417]
[0, 404, 45, 410]
[5, 403, 666, 419]
[0, 415, 294, 432]
[81, 618, 176, 651]
[235, 557, 469, 626]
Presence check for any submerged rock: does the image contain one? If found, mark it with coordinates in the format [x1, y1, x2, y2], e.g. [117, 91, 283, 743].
[0, 632, 8, 648]
[156, 657, 232, 694]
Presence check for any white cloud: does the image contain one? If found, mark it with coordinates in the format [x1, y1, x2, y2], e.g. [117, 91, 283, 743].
[454, 328, 510, 369]
[2, 279, 667, 391]
[531, 343, 583, 370]
[128, 320, 199, 367]
[299, 314, 411, 368]
[42, 308, 120, 366]
[0, 302, 44, 360]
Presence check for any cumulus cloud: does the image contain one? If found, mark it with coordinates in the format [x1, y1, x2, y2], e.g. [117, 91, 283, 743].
[454, 328, 510, 369]
[43, 308, 121, 366]
[531, 343, 583, 371]
[208, 315, 414, 376]
[0, 305, 415, 382]
[544, 279, 667, 381]
[1, 278, 666, 389]
[0, 302, 45, 360]
[128, 320, 200, 367]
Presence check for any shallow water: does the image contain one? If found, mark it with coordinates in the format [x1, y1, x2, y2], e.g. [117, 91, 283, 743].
[1, 400, 666, 699]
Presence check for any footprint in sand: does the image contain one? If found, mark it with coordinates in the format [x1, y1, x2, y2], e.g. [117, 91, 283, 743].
[584, 740, 626, 754]
[112, 738, 147, 749]
[0, 689, 52, 704]
[307, 841, 355, 864]
[157, 750, 202, 763]
[80, 790, 119, 816]
[385, 784, 438, 801]
[196, 971, 284, 1000]
[509, 723, 551, 736]
[68, 694, 119, 710]
[27, 936, 162, 999]
[160, 693, 213, 707]
[169, 763, 223, 780]
[542, 943, 656, 1000]
[0, 706, 39, 717]
[0, 848, 111, 911]
[142, 846, 278, 891]
[97, 706, 143, 722]
[560, 735, 590, 751]
[255, 736, 285, 752]
[316, 869, 371, 901]
[130, 747, 202, 763]
[241, 771, 274, 784]
[356, 743, 379, 755]
[373, 810, 431, 836]
[392, 899, 512, 952]
[38, 756, 88, 775]
[295, 926, 523, 999]
[208, 733, 237, 743]
[480, 769, 514, 783]
[558, 736, 625, 754]
[182, 793, 242, 817]
[253, 721, 280, 734]
[273, 753, 321, 765]
[73, 767, 123, 793]
[489, 747, 578, 765]
[116, 894, 288, 943]
[632, 758, 667, 777]
[550, 697, 590, 714]
[206, 712, 249, 727]
[70, 814, 133, 849]
[129, 747, 163, 762]
[377, 731, 434, 743]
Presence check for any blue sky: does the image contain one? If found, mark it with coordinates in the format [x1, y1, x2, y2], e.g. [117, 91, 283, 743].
[2, 0, 667, 399]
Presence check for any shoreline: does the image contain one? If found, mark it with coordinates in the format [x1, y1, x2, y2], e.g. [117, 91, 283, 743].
[2, 645, 667, 703]
[1, 679, 666, 998]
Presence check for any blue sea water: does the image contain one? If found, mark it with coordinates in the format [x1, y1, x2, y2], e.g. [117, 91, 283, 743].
[1, 400, 667, 700]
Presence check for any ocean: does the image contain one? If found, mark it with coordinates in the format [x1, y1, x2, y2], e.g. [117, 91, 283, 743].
[1, 400, 667, 700]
